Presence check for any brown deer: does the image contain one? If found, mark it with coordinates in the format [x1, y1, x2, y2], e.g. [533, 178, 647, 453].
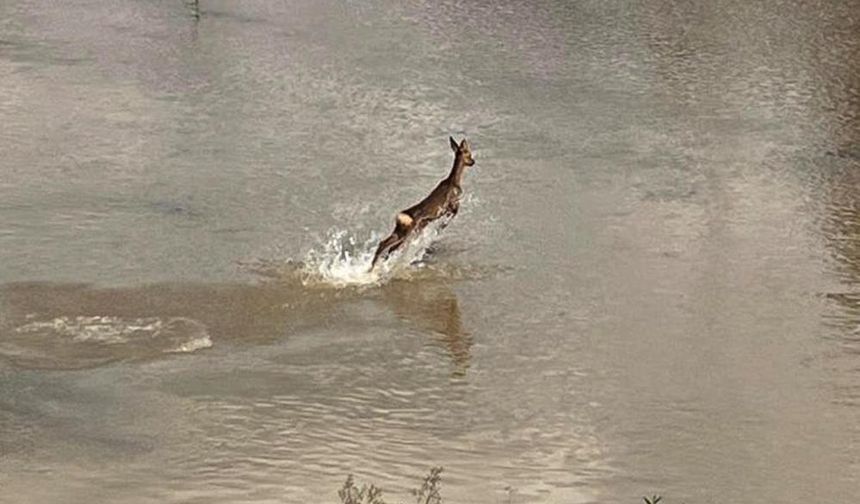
[370, 137, 476, 271]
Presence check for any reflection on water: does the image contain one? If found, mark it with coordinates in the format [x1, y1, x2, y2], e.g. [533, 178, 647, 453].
[0, 277, 486, 501]
[818, 165, 860, 412]
[0, 275, 472, 374]
[808, 13, 860, 417]
[381, 278, 472, 376]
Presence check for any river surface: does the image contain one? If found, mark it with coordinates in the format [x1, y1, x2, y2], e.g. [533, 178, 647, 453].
[2, 1, 860, 503]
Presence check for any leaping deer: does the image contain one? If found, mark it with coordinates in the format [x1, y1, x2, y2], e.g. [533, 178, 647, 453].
[370, 137, 476, 271]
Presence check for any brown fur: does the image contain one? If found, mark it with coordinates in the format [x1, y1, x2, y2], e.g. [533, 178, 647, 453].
[370, 137, 476, 270]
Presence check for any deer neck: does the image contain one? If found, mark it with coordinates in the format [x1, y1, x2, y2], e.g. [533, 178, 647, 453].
[446, 154, 466, 187]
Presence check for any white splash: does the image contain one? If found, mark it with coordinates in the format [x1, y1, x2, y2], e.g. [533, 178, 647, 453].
[299, 221, 446, 288]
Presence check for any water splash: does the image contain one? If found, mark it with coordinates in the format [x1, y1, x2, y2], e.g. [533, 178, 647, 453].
[299, 221, 447, 288]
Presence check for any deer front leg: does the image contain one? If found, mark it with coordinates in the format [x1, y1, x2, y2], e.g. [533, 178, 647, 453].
[439, 200, 459, 230]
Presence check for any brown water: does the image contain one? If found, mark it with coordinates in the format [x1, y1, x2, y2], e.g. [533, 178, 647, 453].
[1, 0, 860, 502]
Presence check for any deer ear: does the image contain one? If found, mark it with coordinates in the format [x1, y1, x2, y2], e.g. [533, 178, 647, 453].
[459, 138, 469, 150]
[449, 136, 459, 152]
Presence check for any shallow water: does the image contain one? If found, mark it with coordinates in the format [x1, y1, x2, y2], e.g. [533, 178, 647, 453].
[2, 0, 860, 502]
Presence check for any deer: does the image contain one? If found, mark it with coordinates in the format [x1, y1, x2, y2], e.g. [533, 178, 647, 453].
[369, 137, 476, 271]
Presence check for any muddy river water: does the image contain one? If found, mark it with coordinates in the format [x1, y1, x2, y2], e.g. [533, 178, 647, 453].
[1, 1, 860, 502]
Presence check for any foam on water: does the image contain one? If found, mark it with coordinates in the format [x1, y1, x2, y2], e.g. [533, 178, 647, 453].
[17, 316, 163, 344]
[14, 316, 212, 353]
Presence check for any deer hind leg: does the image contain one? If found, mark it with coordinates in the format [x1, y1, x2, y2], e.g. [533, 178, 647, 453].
[370, 233, 403, 270]
[370, 213, 414, 270]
